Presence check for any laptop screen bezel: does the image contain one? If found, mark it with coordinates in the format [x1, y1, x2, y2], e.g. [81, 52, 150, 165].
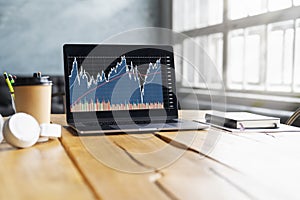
[63, 44, 179, 123]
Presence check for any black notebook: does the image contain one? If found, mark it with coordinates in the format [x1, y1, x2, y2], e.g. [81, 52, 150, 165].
[205, 112, 280, 129]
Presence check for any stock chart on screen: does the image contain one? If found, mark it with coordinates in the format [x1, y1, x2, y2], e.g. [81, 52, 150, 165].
[68, 52, 172, 112]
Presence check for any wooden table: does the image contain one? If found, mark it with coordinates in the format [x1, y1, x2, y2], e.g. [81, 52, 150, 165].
[1, 110, 300, 200]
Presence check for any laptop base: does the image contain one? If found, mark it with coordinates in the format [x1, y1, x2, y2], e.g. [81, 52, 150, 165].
[69, 119, 209, 135]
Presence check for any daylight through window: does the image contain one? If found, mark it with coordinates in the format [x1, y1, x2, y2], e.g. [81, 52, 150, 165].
[173, 0, 300, 94]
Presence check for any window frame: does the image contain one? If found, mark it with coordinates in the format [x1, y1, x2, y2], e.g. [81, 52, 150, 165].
[173, 0, 300, 97]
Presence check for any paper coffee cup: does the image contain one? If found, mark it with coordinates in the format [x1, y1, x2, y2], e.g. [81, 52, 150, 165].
[13, 75, 52, 124]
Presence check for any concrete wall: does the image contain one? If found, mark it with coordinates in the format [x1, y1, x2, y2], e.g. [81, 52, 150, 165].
[0, 0, 162, 75]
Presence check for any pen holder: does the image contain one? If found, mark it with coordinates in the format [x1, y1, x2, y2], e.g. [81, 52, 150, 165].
[13, 75, 52, 124]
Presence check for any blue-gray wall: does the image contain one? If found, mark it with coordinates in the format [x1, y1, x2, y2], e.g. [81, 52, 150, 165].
[0, 0, 163, 75]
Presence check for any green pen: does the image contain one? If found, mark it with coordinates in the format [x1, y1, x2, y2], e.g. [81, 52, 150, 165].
[3, 72, 16, 112]
[3, 72, 14, 98]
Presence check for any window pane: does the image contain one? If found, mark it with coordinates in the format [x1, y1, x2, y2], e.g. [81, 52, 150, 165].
[247, 0, 267, 16]
[195, 36, 208, 85]
[294, 19, 300, 90]
[229, 0, 267, 19]
[207, 33, 223, 78]
[173, 0, 223, 31]
[267, 21, 294, 91]
[294, 0, 300, 6]
[268, 0, 292, 11]
[208, 0, 223, 25]
[172, 0, 184, 31]
[267, 30, 284, 85]
[245, 26, 265, 89]
[228, 0, 247, 20]
[228, 30, 244, 85]
[174, 44, 183, 82]
[196, 33, 223, 87]
[184, 0, 197, 30]
[245, 34, 260, 84]
[182, 39, 196, 87]
[228, 27, 264, 90]
[196, 0, 209, 28]
[283, 29, 294, 85]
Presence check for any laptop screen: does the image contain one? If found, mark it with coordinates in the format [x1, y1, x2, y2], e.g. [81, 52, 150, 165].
[63, 44, 178, 122]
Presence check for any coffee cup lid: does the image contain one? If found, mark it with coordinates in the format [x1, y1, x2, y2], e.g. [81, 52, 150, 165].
[13, 74, 52, 86]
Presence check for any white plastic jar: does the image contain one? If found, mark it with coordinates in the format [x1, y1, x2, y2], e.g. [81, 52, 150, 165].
[3, 113, 40, 148]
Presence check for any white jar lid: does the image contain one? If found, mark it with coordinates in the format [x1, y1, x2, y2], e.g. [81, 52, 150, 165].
[0, 114, 3, 143]
[3, 113, 40, 148]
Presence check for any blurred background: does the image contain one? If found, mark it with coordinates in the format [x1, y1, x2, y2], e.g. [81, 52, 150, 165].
[1, 0, 300, 124]
[0, 0, 169, 75]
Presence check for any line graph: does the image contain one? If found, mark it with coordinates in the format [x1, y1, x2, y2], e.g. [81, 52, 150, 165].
[69, 56, 165, 112]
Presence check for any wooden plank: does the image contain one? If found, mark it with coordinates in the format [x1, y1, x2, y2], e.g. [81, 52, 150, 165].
[156, 151, 280, 200]
[59, 127, 171, 200]
[156, 110, 300, 199]
[53, 114, 257, 200]
[0, 139, 96, 200]
[53, 112, 300, 199]
[158, 128, 300, 199]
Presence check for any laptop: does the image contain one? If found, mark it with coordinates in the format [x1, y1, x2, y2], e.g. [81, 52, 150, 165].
[63, 44, 209, 135]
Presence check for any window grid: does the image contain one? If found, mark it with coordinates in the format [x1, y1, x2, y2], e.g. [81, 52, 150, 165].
[173, 0, 300, 95]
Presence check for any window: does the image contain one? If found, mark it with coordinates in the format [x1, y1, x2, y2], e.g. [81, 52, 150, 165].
[173, 0, 223, 31]
[173, 0, 300, 95]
